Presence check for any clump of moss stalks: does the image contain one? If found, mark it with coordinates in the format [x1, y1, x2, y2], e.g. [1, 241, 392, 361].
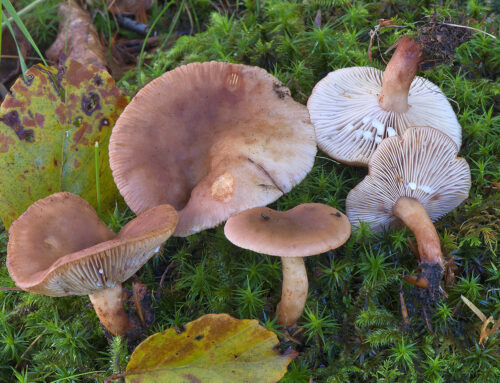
[1, 0, 499, 381]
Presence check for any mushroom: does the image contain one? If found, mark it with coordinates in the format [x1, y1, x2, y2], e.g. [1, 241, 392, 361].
[224, 203, 351, 327]
[109, 61, 317, 236]
[307, 36, 461, 166]
[346, 127, 470, 296]
[7, 192, 178, 335]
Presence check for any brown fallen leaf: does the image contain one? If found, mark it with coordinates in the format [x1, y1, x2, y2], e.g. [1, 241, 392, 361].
[107, 0, 154, 23]
[46, 0, 107, 69]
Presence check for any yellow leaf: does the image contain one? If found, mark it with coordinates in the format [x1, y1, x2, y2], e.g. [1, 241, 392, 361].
[125, 313, 297, 383]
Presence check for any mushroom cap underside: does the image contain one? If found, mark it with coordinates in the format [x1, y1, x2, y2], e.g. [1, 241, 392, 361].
[110, 61, 317, 236]
[7, 192, 178, 296]
[346, 126, 470, 232]
[225, 203, 351, 257]
[307, 67, 462, 166]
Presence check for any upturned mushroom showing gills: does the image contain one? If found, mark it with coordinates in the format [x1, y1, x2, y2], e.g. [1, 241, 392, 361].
[7, 192, 178, 336]
[307, 36, 461, 166]
[225, 203, 351, 327]
[346, 127, 470, 298]
[109, 61, 317, 236]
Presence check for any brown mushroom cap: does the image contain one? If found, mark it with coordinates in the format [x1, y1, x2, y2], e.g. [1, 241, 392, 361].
[224, 203, 351, 257]
[7, 192, 178, 296]
[109, 61, 316, 236]
[307, 67, 461, 166]
[346, 126, 470, 232]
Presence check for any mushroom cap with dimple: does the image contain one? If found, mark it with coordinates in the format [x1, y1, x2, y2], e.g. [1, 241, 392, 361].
[7, 192, 178, 296]
[109, 61, 316, 237]
[346, 127, 470, 232]
[307, 67, 461, 166]
[224, 203, 351, 257]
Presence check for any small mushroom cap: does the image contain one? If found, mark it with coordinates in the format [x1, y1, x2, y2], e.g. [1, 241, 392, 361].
[307, 67, 461, 166]
[224, 203, 351, 257]
[346, 126, 470, 232]
[110, 61, 316, 236]
[7, 192, 178, 296]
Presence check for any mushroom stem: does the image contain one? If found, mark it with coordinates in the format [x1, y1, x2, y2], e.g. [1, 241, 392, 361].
[276, 256, 308, 327]
[393, 197, 443, 267]
[88, 284, 131, 336]
[378, 36, 423, 113]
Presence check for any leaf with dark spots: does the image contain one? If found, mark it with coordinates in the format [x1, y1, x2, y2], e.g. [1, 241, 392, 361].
[124, 313, 297, 383]
[0, 57, 129, 229]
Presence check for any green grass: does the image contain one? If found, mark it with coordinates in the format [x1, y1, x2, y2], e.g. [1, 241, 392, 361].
[1, 0, 499, 382]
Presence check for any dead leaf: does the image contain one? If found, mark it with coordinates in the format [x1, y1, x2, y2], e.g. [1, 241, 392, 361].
[0, 57, 128, 229]
[123, 313, 298, 382]
[107, 0, 154, 23]
[47, 0, 107, 69]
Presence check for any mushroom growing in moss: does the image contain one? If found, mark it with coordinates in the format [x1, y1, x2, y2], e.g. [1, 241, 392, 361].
[7, 192, 178, 336]
[225, 203, 351, 327]
[346, 127, 470, 298]
[307, 36, 461, 166]
[109, 61, 316, 236]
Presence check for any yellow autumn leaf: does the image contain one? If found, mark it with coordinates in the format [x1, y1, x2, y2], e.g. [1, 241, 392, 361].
[125, 313, 297, 383]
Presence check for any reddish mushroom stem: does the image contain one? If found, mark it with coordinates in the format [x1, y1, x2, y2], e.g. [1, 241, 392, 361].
[393, 197, 443, 267]
[378, 36, 423, 113]
[88, 284, 131, 336]
[276, 257, 308, 327]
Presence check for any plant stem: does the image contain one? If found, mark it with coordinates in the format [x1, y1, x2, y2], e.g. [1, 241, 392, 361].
[276, 256, 308, 327]
[95, 141, 102, 217]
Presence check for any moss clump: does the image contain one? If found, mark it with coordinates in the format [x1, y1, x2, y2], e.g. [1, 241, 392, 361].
[1, 1, 499, 382]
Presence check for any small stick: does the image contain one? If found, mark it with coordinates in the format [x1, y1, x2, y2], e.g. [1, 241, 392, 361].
[159, 261, 175, 289]
[400, 292, 410, 325]
[132, 283, 146, 328]
[436, 22, 496, 39]
[422, 306, 434, 334]
[15, 328, 48, 369]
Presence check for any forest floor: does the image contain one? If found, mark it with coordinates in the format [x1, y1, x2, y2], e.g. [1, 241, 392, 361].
[0, 1, 499, 382]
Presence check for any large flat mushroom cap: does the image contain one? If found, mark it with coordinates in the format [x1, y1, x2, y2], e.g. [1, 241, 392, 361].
[7, 192, 178, 296]
[307, 67, 461, 166]
[109, 61, 316, 237]
[224, 203, 351, 257]
[346, 127, 470, 232]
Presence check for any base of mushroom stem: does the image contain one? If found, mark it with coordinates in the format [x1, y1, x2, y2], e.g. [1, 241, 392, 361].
[416, 262, 444, 304]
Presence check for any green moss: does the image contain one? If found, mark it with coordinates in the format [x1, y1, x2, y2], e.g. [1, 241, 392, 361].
[1, 1, 499, 382]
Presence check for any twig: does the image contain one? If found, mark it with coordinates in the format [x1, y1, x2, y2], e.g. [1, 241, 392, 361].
[159, 261, 175, 289]
[16, 328, 48, 369]
[437, 22, 497, 39]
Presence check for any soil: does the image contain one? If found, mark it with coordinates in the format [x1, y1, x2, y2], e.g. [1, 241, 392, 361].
[416, 13, 473, 70]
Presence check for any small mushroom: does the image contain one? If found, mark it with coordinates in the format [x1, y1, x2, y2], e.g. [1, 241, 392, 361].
[224, 203, 351, 327]
[346, 127, 470, 297]
[7, 192, 178, 336]
[109, 61, 316, 236]
[307, 36, 461, 166]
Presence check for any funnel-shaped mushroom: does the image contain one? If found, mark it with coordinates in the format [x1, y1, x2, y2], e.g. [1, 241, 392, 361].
[225, 203, 351, 327]
[346, 127, 470, 295]
[110, 61, 316, 236]
[7, 192, 178, 335]
[307, 37, 461, 166]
